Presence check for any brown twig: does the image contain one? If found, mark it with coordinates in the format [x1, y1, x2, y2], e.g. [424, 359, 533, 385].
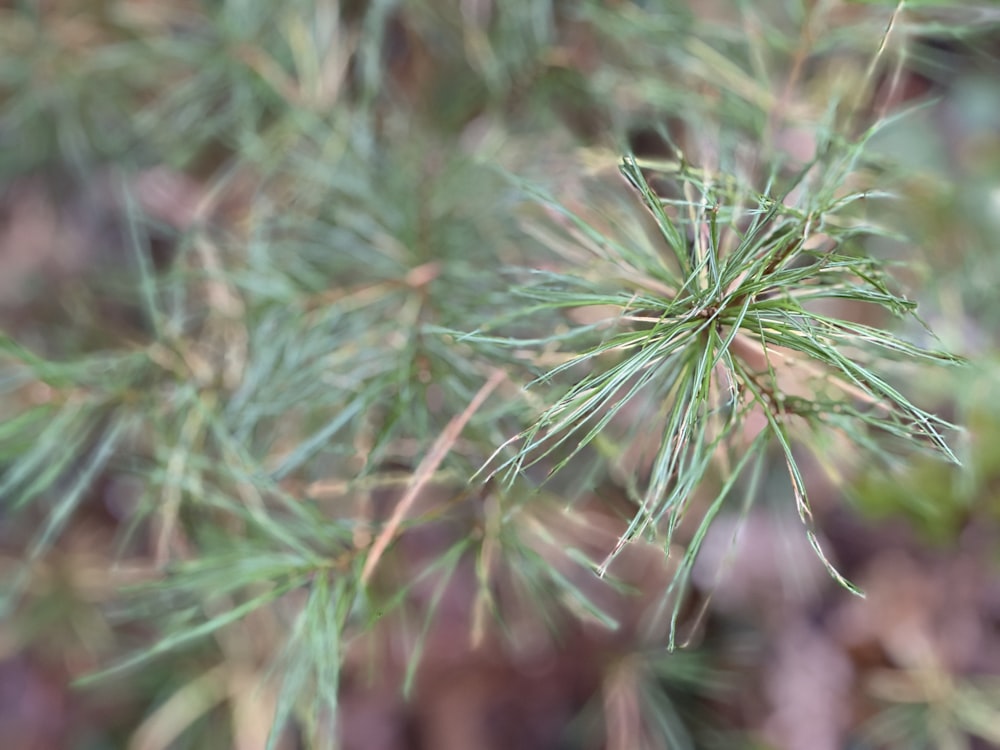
[360, 368, 506, 585]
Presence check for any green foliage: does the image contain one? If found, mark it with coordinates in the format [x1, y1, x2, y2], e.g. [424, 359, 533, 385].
[0, 0, 987, 747]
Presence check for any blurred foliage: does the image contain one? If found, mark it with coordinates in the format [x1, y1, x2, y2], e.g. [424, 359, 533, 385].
[0, 1, 998, 749]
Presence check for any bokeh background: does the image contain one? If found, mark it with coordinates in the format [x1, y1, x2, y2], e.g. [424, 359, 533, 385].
[1, 1, 1000, 749]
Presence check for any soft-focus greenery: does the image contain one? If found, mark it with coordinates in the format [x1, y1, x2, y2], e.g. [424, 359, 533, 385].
[1, 1, 996, 748]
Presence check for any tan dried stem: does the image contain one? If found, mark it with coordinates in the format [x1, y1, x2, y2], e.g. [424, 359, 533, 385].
[360, 368, 506, 586]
